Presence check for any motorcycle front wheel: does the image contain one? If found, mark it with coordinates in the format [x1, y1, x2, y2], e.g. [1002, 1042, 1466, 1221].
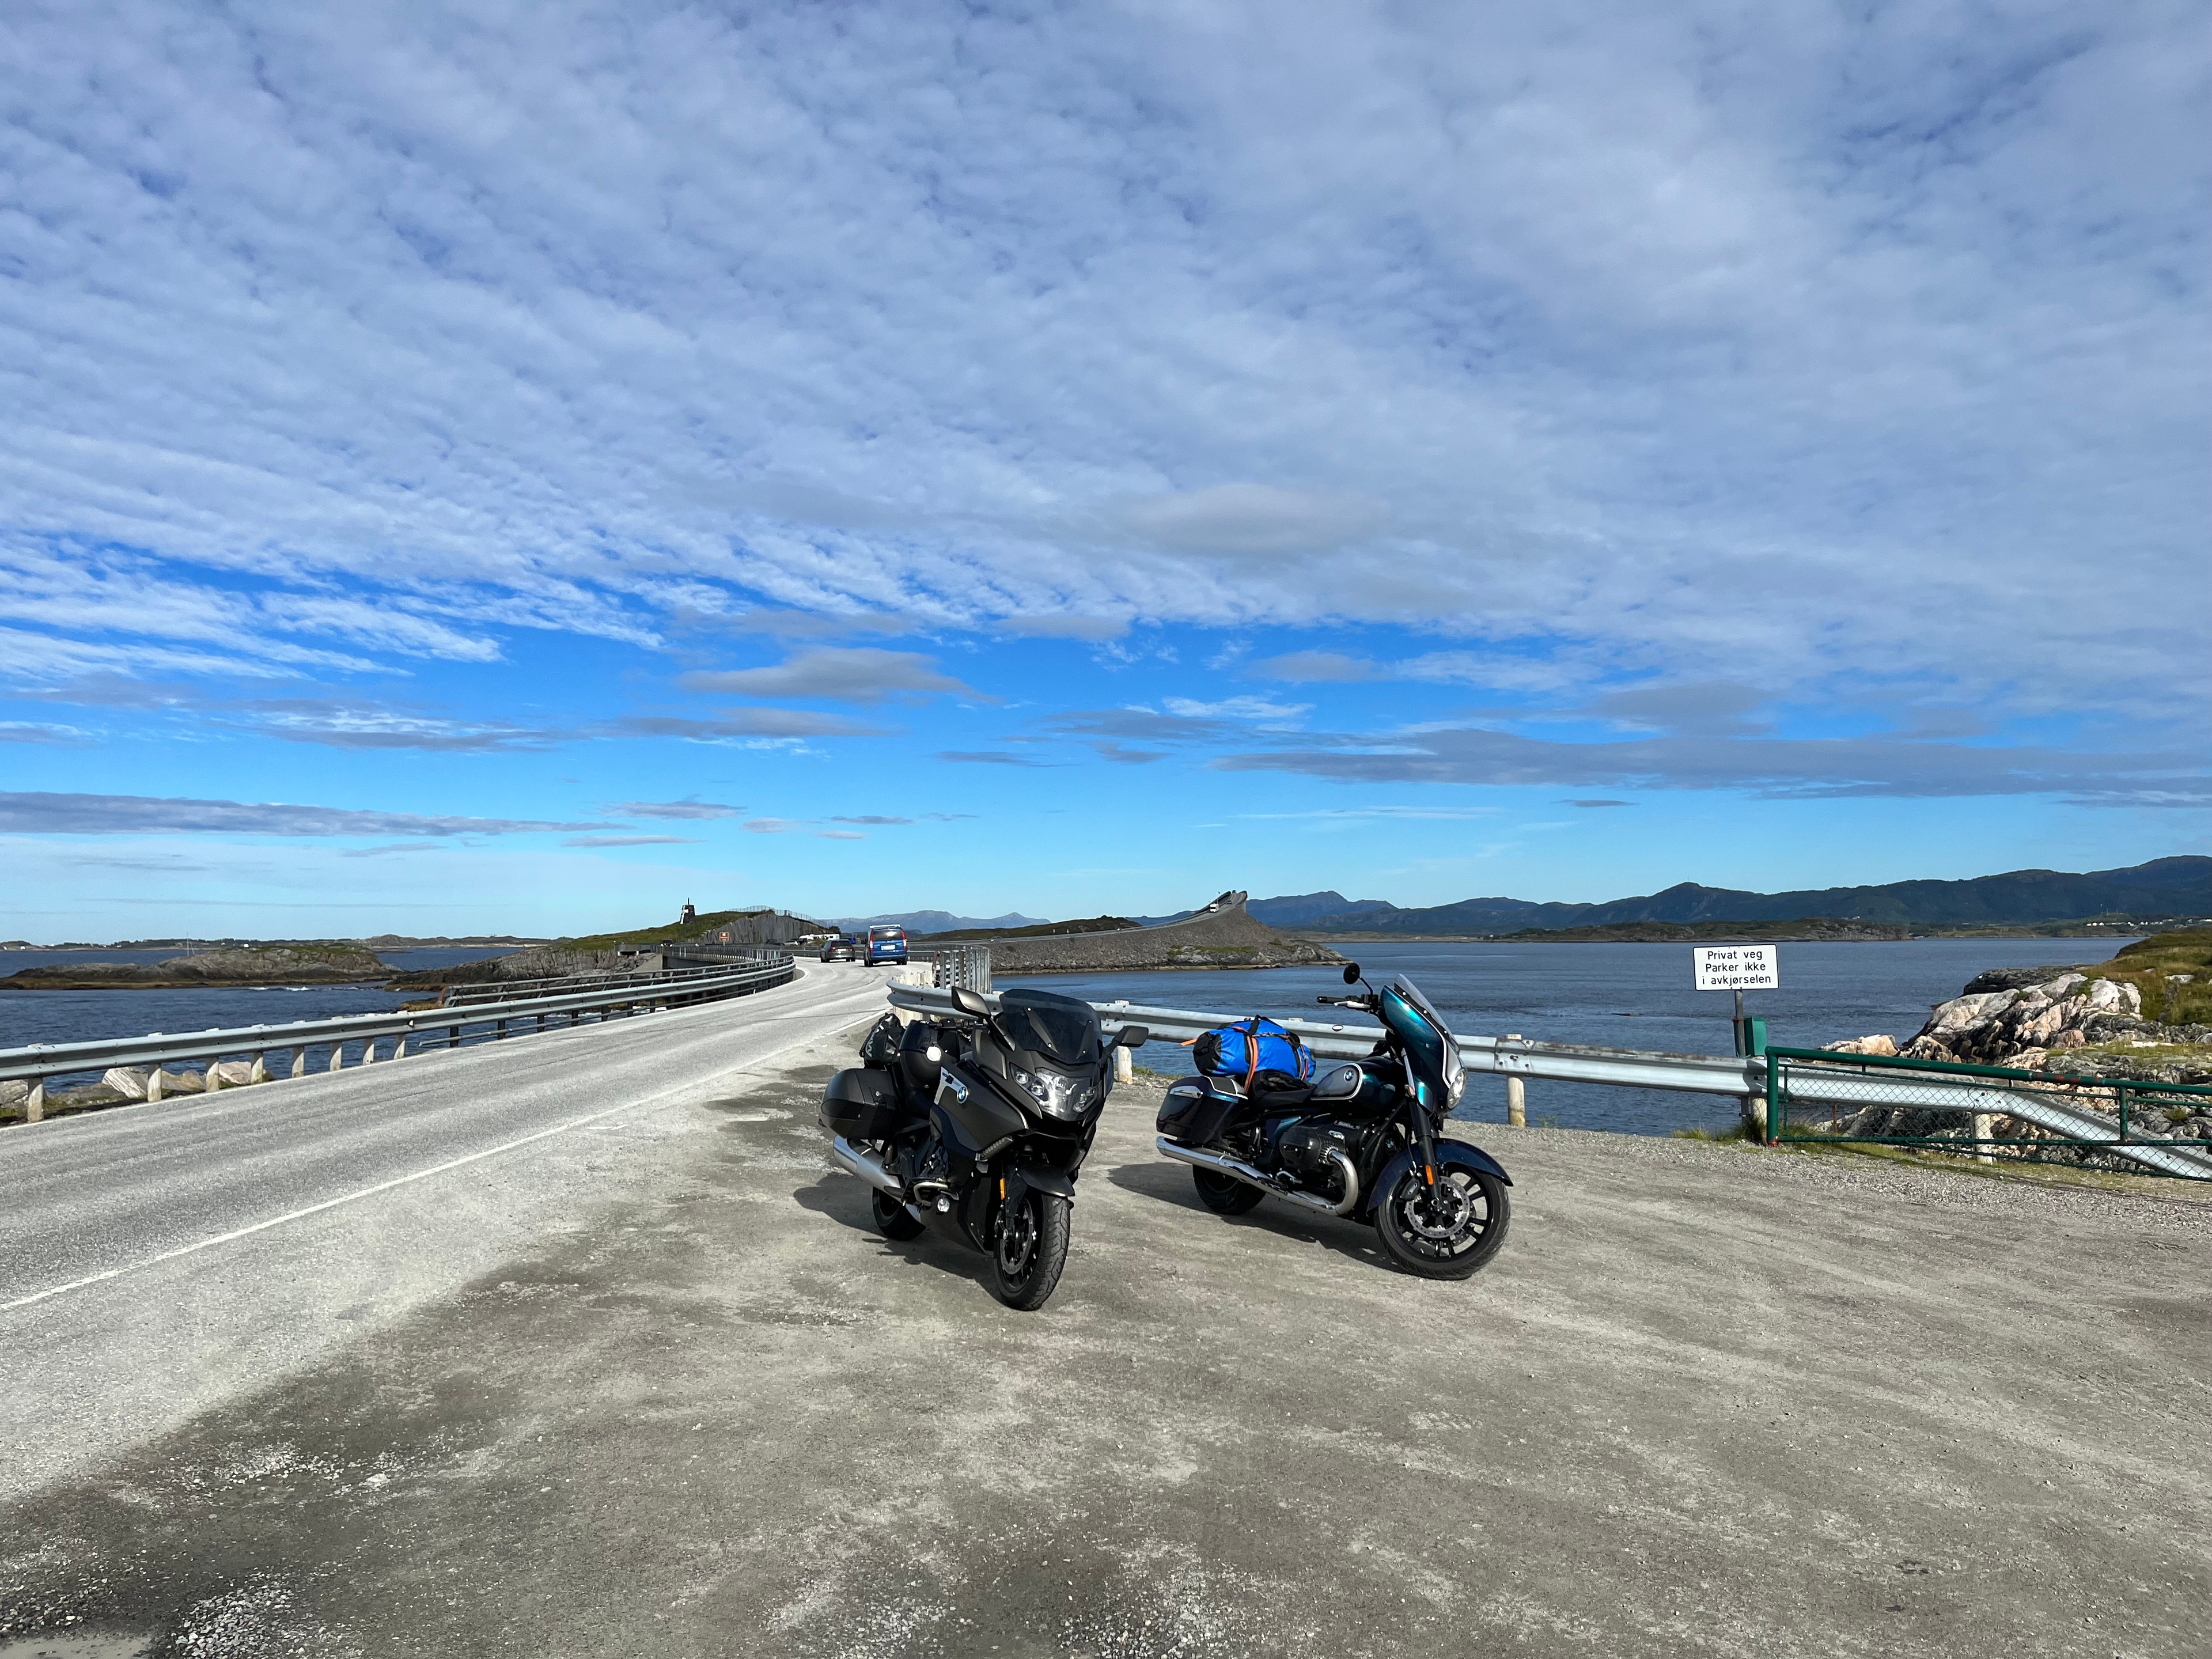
[989, 1188, 1071, 1310]
[1373, 1165, 1510, 1279]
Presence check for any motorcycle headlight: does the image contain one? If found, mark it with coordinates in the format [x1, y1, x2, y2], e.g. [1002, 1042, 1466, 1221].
[1447, 1070, 1467, 1108]
[1011, 1065, 1097, 1120]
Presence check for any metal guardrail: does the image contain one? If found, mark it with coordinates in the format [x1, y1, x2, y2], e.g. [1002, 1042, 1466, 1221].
[1767, 1046, 2212, 1180]
[885, 986, 2212, 1180]
[0, 956, 799, 1124]
[437, 955, 785, 1009]
[908, 944, 992, 992]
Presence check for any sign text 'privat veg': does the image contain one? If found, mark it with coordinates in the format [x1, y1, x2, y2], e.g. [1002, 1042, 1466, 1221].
[1692, 945, 1780, 991]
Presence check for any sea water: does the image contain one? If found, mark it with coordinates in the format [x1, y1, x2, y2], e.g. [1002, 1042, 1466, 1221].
[1001, 937, 2130, 1137]
[0, 947, 509, 1062]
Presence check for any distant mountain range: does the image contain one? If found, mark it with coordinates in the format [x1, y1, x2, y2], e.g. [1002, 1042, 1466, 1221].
[836, 910, 1048, 935]
[1229, 857, 2212, 935]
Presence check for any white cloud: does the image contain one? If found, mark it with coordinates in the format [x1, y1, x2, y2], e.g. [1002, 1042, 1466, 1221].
[0, 0, 2199, 737]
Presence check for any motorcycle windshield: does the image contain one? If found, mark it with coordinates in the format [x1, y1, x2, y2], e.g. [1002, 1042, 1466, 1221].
[1381, 976, 1463, 1097]
[995, 989, 1102, 1067]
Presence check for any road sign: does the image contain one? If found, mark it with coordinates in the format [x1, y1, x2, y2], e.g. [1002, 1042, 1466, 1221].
[1693, 944, 1779, 991]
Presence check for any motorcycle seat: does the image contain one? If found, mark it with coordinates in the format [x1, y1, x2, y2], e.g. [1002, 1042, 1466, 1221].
[1249, 1062, 1361, 1112]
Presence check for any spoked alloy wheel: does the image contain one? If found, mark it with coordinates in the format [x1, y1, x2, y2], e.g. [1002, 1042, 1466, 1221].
[871, 1187, 924, 1241]
[990, 1188, 1071, 1310]
[1373, 1165, 1510, 1279]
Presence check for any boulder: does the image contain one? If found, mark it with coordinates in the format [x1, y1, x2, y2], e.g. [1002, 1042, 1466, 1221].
[1823, 1035, 1899, 1058]
[1, 1080, 26, 1110]
[103, 1066, 150, 1100]
[1923, 991, 2017, 1040]
[1902, 1036, 1956, 1062]
[209, 1060, 254, 1086]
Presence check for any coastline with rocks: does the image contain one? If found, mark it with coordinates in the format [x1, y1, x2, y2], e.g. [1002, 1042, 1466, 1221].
[1816, 929, 2212, 1164]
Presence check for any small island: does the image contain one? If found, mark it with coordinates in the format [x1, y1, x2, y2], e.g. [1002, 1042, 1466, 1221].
[0, 943, 392, 990]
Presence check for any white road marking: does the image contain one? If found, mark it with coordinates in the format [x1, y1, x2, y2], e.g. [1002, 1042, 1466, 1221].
[2, 993, 878, 1313]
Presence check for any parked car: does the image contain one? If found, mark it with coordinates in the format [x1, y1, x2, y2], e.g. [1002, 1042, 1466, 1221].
[820, 935, 859, 963]
[866, 924, 909, 965]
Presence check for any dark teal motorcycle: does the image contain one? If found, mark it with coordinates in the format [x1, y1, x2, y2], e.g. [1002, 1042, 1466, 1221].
[1156, 963, 1512, 1278]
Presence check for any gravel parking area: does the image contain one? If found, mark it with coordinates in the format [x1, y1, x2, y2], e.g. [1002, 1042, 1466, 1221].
[3, 1030, 2208, 1657]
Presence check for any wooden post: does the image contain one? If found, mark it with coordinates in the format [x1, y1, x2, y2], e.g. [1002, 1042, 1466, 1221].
[394, 1035, 408, 1059]
[291, 1048, 307, 1079]
[1973, 1111, 1995, 1165]
[1115, 1046, 1134, 1086]
[206, 1057, 225, 1093]
[1503, 1035, 1527, 1127]
[25, 1076, 44, 1124]
[148, 1067, 165, 1103]
[250, 1051, 268, 1084]
[330, 1043, 345, 1072]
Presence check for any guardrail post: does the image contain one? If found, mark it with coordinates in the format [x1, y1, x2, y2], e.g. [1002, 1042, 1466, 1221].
[148, 1067, 165, 1103]
[497, 1018, 507, 1041]
[1115, 1045, 1134, 1086]
[251, 1051, 268, 1084]
[1503, 1034, 1527, 1127]
[2116, 1084, 2130, 1143]
[291, 1048, 306, 1079]
[25, 1076, 44, 1124]
[1972, 1112, 1995, 1165]
[394, 1035, 408, 1059]
[206, 1056, 224, 1092]
[1760, 1056, 1778, 1144]
[329, 1043, 344, 1071]
[448, 1025, 461, 1050]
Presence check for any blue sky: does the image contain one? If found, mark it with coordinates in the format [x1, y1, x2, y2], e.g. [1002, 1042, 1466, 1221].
[1, 1, 2206, 939]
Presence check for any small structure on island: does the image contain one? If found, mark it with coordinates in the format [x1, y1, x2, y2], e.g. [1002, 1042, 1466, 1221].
[680, 900, 697, 926]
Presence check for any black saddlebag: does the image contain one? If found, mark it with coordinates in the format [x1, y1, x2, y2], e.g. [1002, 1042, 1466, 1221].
[1156, 1077, 1241, 1147]
[821, 1067, 905, 1141]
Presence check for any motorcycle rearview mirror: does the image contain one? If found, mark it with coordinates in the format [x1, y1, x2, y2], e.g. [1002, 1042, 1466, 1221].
[1341, 963, 1361, 984]
[950, 986, 990, 1018]
[1115, 1025, 1150, 1049]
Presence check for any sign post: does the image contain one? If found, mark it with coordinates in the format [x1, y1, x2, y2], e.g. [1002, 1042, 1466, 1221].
[1692, 945, 1778, 1058]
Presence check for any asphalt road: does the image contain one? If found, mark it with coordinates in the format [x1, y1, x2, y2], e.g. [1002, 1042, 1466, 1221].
[0, 960, 891, 1505]
[3, 1021, 2208, 1658]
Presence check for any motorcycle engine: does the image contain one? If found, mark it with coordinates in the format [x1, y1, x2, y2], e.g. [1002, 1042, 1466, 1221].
[1277, 1121, 1352, 1182]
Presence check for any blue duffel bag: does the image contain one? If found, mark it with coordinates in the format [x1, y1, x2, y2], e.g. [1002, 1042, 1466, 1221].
[1190, 1017, 1313, 1085]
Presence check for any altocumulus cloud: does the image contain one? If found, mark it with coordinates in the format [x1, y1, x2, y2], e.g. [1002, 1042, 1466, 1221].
[0, 2, 2202, 791]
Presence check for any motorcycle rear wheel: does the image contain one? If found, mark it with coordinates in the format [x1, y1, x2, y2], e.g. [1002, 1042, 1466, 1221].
[990, 1189, 1071, 1310]
[871, 1188, 924, 1241]
[1191, 1166, 1266, 1215]
[1373, 1166, 1510, 1279]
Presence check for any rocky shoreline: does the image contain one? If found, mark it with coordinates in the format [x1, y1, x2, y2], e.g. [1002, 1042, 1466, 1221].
[0, 945, 391, 991]
[1815, 929, 2212, 1167]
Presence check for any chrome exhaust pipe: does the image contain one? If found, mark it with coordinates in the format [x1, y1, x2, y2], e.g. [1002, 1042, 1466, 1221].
[829, 1135, 904, 1199]
[1155, 1137, 1361, 1218]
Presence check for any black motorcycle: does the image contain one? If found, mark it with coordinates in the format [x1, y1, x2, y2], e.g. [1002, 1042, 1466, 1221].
[1156, 964, 1511, 1278]
[819, 987, 1147, 1310]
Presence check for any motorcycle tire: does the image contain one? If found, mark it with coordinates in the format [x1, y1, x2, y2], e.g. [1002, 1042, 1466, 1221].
[1373, 1165, 1510, 1279]
[1191, 1166, 1266, 1215]
[871, 1188, 925, 1241]
[989, 1188, 1071, 1311]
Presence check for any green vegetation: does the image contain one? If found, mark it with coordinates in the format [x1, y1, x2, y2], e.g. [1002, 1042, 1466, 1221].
[2108, 928, 2212, 1027]
[915, 915, 1137, 942]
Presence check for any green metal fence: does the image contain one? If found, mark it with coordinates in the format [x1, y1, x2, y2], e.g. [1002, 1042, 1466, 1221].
[1763, 1046, 2212, 1180]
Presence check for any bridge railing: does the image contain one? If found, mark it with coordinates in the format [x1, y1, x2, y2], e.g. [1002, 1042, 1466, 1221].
[884, 985, 2212, 1181]
[1, 956, 799, 1125]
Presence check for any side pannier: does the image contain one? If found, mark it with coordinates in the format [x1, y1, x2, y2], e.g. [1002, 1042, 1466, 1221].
[820, 1067, 903, 1141]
